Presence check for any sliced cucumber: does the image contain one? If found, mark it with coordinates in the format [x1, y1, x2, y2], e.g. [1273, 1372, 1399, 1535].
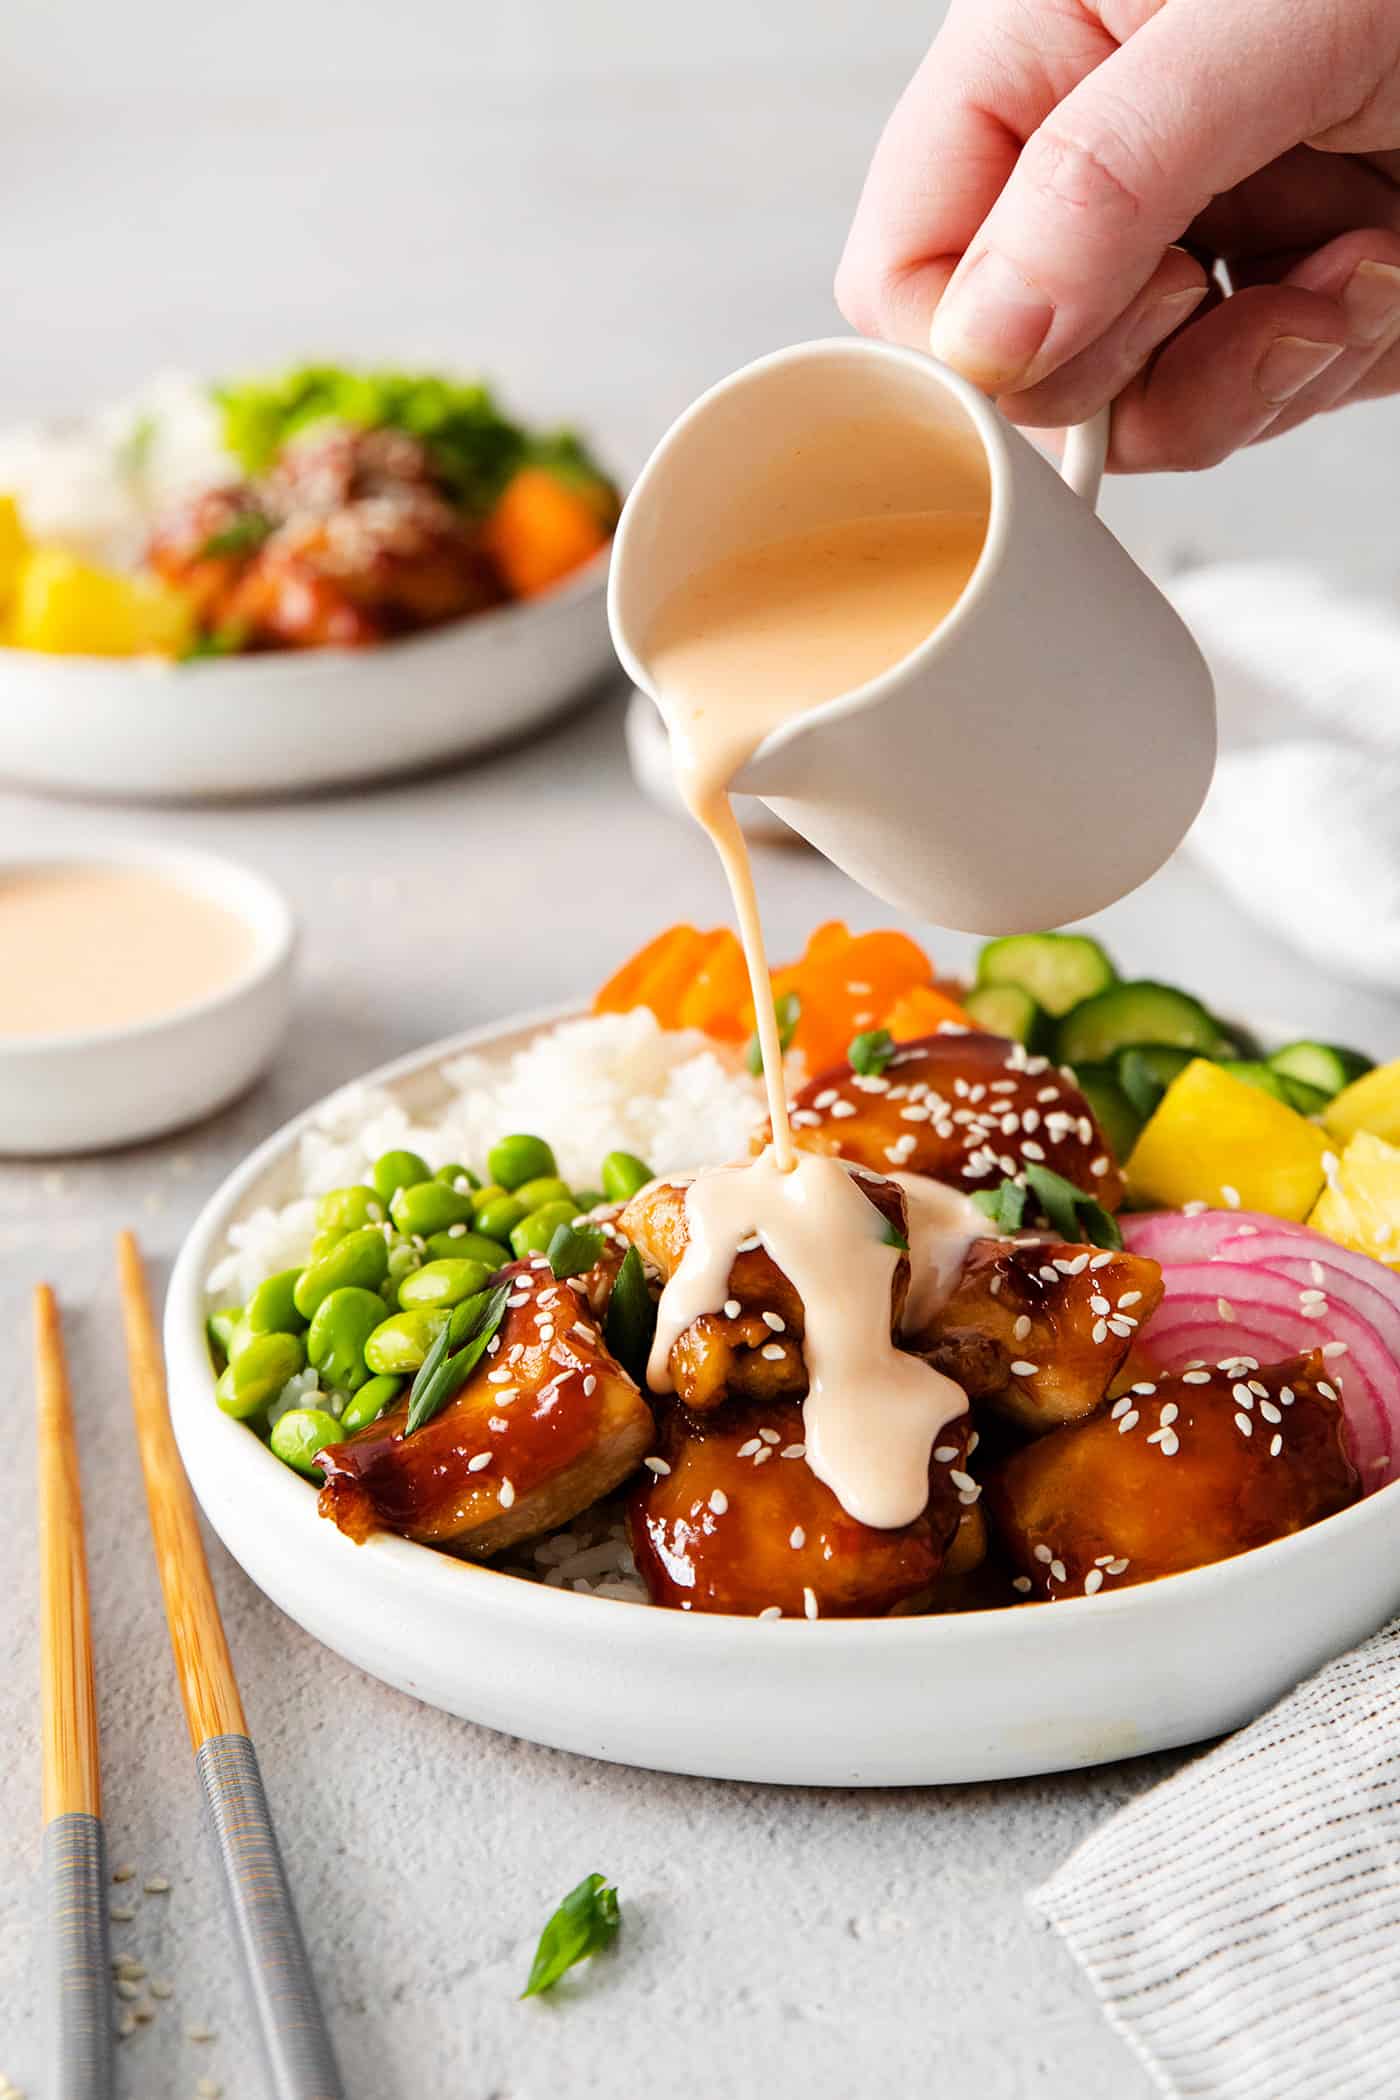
[1217, 1059, 1292, 1105]
[964, 982, 1044, 1047]
[1267, 1039, 1374, 1101]
[1072, 1065, 1143, 1165]
[1276, 1075, 1332, 1119]
[976, 932, 1116, 1019]
[1056, 982, 1229, 1069]
[1115, 1044, 1197, 1120]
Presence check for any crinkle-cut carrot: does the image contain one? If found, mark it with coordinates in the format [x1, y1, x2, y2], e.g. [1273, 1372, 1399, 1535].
[481, 466, 612, 598]
[594, 925, 705, 1017]
[758, 923, 944, 1077]
[885, 983, 976, 1040]
[678, 929, 750, 1040]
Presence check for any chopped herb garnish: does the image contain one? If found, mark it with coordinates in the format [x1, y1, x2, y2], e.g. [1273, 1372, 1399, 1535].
[199, 512, 273, 560]
[521, 1873, 620, 1999]
[547, 1222, 604, 1281]
[849, 1027, 895, 1077]
[746, 992, 801, 1076]
[972, 1179, 1029, 1234]
[882, 1219, 910, 1252]
[404, 1282, 511, 1435]
[180, 622, 249, 662]
[604, 1245, 656, 1383]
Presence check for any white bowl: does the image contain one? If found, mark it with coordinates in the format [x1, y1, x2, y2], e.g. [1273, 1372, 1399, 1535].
[0, 844, 295, 1155]
[165, 1010, 1400, 1785]
[0, 552, 612, 802]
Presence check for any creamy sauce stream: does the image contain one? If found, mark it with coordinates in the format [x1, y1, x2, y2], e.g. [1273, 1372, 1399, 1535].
[0, 864, 255, 1037]
[644, 502, 987, 1530]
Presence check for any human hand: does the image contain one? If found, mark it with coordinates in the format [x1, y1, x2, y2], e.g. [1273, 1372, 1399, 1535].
[836, 0, 1400, 469]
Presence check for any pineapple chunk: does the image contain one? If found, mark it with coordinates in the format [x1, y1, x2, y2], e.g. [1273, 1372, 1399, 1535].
[1308, 1131, 1400, 1269]
[1125, 1057, 1329, 1220]
[10, 547, 193, 658]
[0, 495, 29, 613]
[1324, 1059, 1400, 1148]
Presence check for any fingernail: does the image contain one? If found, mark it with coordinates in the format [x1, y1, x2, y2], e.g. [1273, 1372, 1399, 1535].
[1126, 284, 1207, 360]
[1342, 259, 1400, 345]
[1255, 335, 1344, 405]
[930, 251, 1054, 389]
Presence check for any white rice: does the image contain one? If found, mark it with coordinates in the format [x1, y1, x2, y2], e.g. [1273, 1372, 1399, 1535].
[0, 371, 230, 569]
[208, 1007, 763, 1306]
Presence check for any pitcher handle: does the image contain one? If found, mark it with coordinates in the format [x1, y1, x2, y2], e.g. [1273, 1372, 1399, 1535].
[1059, 406, 1110, 512]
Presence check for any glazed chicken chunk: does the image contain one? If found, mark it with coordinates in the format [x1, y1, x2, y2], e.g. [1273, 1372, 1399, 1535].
[621, 1169, 908, 1410]
[317, 1260, 652, 1556]
[772, 1029, 1125, 1209]
[920, 1238, 1165, 1432]
[628, 1399, 981, 1617]
[986, 1350, 1359, 1600]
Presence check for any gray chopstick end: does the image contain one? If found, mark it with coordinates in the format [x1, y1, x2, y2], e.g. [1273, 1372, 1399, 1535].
[43, 1811, 114, 2100]
[196, 1732, 345, 2100]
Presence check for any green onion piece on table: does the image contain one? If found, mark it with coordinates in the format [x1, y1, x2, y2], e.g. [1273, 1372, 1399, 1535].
[521, 1873, 620, 1999]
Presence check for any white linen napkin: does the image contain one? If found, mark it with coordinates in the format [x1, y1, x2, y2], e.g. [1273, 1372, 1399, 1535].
[1169, 565, 1400, 989]
[1034, 1614, 1400, 2099]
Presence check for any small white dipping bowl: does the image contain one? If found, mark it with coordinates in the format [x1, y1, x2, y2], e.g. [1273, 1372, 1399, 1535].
[0, 550, 612, 802]
[0, 844, 295, 1155]
[165, 1009, 1400, 1787]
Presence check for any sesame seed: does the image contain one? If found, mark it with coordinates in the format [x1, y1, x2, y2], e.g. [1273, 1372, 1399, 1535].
[1050, 1559, 1067, 1583]
[1322, 1341, 1348, 1358]
[1260, 1400, 1282, 1423]
[1119, 1291, 1143, 1310]
[467, 1452, 492, 1472]
[753, 1447, 773, 1466]
[1248, 1379, 1269, 1396]
[1232, 1383, 1255, 1409]
[1090, 1156, 1110, 1178]
[1021, 1139, 1046, 1162]
[949, 1469, 977, 1492]
[1234, 1413, 1253, 1437]
[1317, 1380, 1338, 1403]
[1220, 1184, 1241, 1209]
[803, 1587, 819, 1620]
[1279, 1386, 1295, 1407]
[1107, 1317, 1136, 1338]
[763, 1310, 787, 1332]
[1012, 1575, 1033, 1593]
[1034, 1543, 1053, 1563]
[644, 1456, 671, 1475]
[1182, 1369, 1211, 1384]
[1108, 1557, 1129, 1575]
[1091, 1320, 1108, 1345]
[1012, 1315, 1032, 1342]
[758, 1605, 783, 1620]
[1270, 1434, 1283, 1457]
[498, 1479, 516, 1508]
[709, 1490, 729, 1515]
[150, 1979, 174, 1999]
[780, 1442, 806, 1459]
[1009, 1360, 1039, 1378]
[1084, 1569, 1104, 1595]
[1117, 1410, 1140, 1434]
[759, 1427, 781, 1444]
[1159, 1403, 1179, 1426]
[1089, 1252, 1114, 1270]
[116, 1979, 141, 2000]
[1110, 1397, 1132, 1419]
[487, 1366, 512, 1383]
[736, 1437, 762, 1458]
[760, 1342, 786, 1361]
[582, 1375, 596, 1396]
[1217, 1298, 1236, 1322]
[110, 1904, 136, 1923]
[1089, 1295, 1111, 1316]
[1131, 1381, 1157, 1396]
[789, 1526, 805, 1549]
[723, 1299, 741, 1319]
[830, 1100, 857, 1119]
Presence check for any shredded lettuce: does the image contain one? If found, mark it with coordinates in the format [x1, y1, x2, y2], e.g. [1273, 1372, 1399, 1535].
[211, 365, 612, 518]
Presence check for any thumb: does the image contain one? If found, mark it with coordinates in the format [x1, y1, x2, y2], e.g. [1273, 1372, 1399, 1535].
[929, 0, 1356, 393]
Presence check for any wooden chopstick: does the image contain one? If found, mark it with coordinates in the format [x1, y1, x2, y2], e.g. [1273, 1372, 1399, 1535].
[115, 1232, 345, 2100]
[36, 1284, 114, 2100]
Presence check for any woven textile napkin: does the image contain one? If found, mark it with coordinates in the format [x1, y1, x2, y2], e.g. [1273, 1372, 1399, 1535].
[1168, 564, 1400, 990]
[1034, 1615, 1400, 2098]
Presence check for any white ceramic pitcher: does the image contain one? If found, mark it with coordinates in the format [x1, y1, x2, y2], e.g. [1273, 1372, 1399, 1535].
[608, 337, 1216, 934]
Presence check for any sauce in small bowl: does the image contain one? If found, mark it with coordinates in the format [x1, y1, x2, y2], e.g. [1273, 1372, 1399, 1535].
[0, 846, 295, 1153]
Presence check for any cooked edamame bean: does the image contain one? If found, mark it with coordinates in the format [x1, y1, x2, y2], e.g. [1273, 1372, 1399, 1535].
[215, 1332, 305, 1421]
[364, 1306, 449, 1376]
[473, 1193, 528, 1242]
[338, 1374, 403, 1436]
[293, 1226, 390, 1320]
[512, 1175, 575, 1213]
[372, 1149, 432, 1205]
[398, 1258, 496, 1311]
[389, 1179, 475, 1239]
[510, 1199, 578, 1259]
[487, 1133, 557, 1191]
[601, 1150, 654, 1203]
[468, 1183, 507, 1214]
[207, 1307, 242, 1360]
[245, 1268, 308, 1337]
[225, 1316, 256, 1362]
[435, 1161, 481, 1191]
[315, 1184, 385, 1235]
[270, 1406, 344, 1477]
[306, 1286, 385, 1393]
[383, 1240, 423, 1305]
[423, 1227, 512, 1266]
